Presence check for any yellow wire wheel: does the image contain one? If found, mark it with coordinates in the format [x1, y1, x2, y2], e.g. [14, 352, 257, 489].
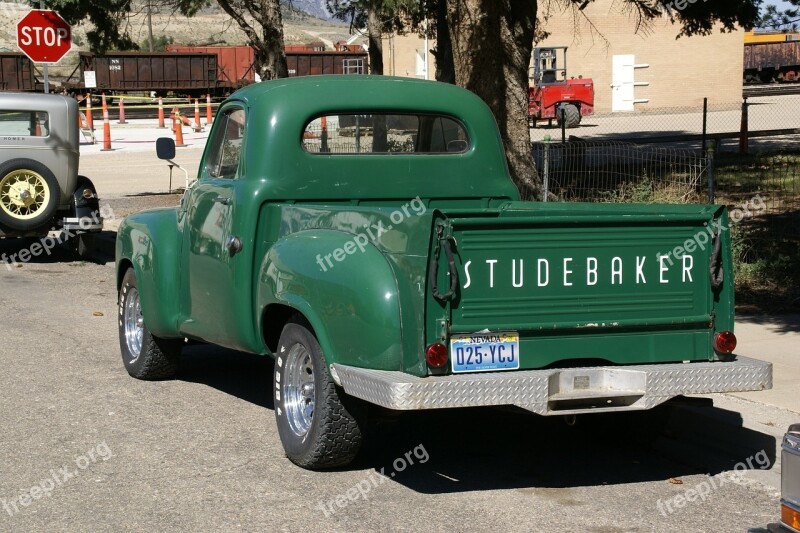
[0, 159, 60, 231]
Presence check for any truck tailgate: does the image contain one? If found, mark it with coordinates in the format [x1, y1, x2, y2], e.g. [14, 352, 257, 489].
[434, 203, 730, 369]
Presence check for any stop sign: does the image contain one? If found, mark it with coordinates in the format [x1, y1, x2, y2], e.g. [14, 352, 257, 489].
[17, 10, 71, 64]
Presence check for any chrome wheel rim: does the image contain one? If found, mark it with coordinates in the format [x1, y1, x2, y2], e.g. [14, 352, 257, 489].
[0, 169, 51, 220]
[123, 287, 144, 359]
[283, 343, 315, 437]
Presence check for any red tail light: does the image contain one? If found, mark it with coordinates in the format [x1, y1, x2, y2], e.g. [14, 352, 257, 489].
[714, 331, 737, 354]
[425, 343, 448, 368]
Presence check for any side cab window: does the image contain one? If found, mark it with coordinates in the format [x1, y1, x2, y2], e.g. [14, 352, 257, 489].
[204, 107, 245, 180]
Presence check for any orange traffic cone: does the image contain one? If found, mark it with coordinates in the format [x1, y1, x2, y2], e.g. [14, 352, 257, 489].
[174, 111, 186, 147]
[193, 99, 202, 132]
[101, 93, 112, 151]
[206, 94, 213, 125]
[118, 97, 127, 124]
[85, 93, 94, 131]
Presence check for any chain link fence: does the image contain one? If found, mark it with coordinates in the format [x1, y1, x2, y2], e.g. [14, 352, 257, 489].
[531, 139, 708, 203]
[529, 95, 800, 153]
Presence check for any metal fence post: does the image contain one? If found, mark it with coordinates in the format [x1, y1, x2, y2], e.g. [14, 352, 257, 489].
[739, 97, 749, 154]
[706, 144, 715, 204]
[701, 97, 708, 154]
[543, 135, 551, 202]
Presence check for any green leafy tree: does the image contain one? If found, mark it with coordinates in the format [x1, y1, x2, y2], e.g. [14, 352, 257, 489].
[759, 0, 800, 30]
[37, 0, 138, 52]
[326, 0, 421, 74]
[171, 0, 288, 79]
[215, 0, 288, 79]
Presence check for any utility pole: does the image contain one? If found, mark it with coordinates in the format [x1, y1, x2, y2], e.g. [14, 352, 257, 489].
[146, 0, 154, 52]
[39, 0, 49, 93]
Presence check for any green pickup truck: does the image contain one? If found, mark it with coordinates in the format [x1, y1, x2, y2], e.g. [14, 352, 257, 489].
[116, 76, 772, 469]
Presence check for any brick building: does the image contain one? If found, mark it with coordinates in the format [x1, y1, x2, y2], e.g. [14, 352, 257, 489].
[382, 3, 744, 114]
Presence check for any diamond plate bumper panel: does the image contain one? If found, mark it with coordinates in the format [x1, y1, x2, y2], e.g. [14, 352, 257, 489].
[332, 357, 772, 416]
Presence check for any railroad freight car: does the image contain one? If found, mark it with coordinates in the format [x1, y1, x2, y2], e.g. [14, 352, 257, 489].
[166, 44, 368, 84]
[0, 53, 37, 92]
[285, 50, 367, 76]
[167, 45, 257, 85]
[69, 51, 221, 97]
[744, 41, 800, 83]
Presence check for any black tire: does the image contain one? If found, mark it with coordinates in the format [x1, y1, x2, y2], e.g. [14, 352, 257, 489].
[118, 267, 181, 380]
[557, 104, 581, 129]
[274, 317, 365, 469]
[0, 159, 60, 231]
[68, 232, 95, 260]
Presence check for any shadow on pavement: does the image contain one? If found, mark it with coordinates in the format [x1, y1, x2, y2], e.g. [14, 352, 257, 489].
[175, 345, 777, 493]
[0, 230, 116, 267]
[737, 314, 800, 334]
[179, 344, 274, 410]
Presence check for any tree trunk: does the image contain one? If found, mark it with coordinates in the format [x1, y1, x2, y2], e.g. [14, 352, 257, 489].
[214, 0, 288, 80]
[256, 0, 288, 80]
[433, 0, 455, 84]
[445, 0, 541, 200]
[367, 9, 384, 75]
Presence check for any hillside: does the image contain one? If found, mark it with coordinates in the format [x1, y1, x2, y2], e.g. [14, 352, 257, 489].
[0, 1, 351, 76]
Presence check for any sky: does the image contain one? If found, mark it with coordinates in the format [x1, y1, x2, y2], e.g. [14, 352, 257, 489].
[765, 0, 795, 9]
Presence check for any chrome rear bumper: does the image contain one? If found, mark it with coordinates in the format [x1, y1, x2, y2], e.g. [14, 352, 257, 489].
[331, 357, 772, 416]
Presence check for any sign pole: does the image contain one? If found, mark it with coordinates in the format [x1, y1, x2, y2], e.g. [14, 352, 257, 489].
[39, 1, 49, 93]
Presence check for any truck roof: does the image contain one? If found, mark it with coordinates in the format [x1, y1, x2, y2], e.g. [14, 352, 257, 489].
[224, 75, 520, 202]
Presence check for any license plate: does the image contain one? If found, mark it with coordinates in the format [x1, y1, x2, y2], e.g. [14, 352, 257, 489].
[450, 332, 520, 373]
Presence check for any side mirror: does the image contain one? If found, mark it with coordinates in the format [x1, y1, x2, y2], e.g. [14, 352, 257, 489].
[156, 137, 176, 160]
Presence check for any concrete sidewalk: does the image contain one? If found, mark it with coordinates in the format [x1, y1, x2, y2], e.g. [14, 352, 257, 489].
[732, 314, 800, 414]
[79, 118, 209, 155]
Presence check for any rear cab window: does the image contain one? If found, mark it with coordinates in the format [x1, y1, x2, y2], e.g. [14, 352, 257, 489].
[302, 113, 469, 155]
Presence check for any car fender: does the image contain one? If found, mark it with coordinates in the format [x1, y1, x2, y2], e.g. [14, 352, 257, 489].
[62, 175, 103, 233]
[257, 229, 403, 371]
[115, 208, 182, 339]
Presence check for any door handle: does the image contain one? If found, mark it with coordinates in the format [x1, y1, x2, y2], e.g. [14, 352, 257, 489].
[212, 196, 231, 205]
[225, 235, 242, 257]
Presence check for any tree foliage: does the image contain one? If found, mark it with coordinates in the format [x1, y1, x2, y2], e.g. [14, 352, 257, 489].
[758, 0, 800, 30]
[325, 0, 423, 74]
[199, 0, 288, 79]
[39, 0, 138, 52]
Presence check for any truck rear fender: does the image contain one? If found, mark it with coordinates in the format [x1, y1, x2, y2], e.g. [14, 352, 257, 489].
[257, 230, 403, 371]
[115, 209, 182, 338]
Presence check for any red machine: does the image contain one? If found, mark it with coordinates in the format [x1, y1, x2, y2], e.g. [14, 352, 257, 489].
[528, 47, 594, 129]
